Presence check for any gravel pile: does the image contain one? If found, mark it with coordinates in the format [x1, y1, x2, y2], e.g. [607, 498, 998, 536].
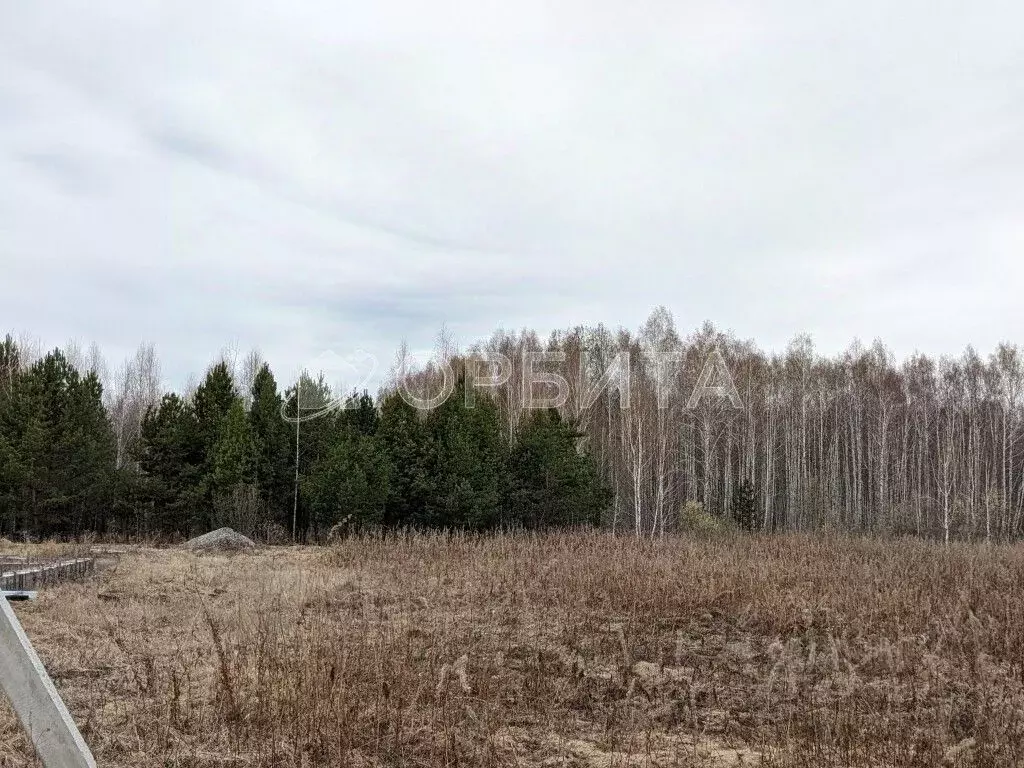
[181, 527, 256, 553]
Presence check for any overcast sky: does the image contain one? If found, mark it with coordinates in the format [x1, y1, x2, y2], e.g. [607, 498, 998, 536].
[2, 1, 1022, 391]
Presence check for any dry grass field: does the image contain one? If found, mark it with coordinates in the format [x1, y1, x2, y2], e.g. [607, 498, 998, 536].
[2, 533, 1023, 767]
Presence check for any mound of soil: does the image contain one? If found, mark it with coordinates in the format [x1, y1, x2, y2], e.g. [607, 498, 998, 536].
[181, 527, 256, 553]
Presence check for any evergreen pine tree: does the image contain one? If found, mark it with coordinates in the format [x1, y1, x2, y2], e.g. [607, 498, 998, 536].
[193, 362, 237, 447]
[65, 369, 117, 532]
[378, 390, 431, 529]
[137, 393, 203, 534]
[248, 364, 292, 525]
[0, 350, 116, 536]
[425, 379, 508, 530]
[191, 362, 238, 529]
[14, 351, 71, 534]
[339, 390, 379, 437]
[0, 335, 19, 398]
[305, 426, 390, 535]
[0, 431, 22, 534]
[509, 408, 611, 529]
[283, 371, 335, 539]
[210, 398, 264, 534]
[0, 337, 24, 532]
[211, 399, 257, 490]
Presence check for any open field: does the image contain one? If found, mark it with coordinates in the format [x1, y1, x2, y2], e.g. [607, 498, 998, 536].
[1, 533, 1023, 767]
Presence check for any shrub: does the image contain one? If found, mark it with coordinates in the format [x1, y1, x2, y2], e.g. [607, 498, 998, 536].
[679, 500, 731, 533]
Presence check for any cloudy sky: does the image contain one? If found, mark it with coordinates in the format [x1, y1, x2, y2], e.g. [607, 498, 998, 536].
[2, 1, 1022, 390]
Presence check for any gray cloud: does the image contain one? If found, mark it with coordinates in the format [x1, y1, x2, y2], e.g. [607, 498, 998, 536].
[15, 150, 99, 195]
[147, 126, 263, 181]
[1, 0, 1022, 390]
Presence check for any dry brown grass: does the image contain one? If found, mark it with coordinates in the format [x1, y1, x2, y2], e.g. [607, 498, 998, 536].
[2, 532, 1024, 767]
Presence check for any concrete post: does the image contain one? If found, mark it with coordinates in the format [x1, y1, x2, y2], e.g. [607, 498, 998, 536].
[0, 596, 96, 768]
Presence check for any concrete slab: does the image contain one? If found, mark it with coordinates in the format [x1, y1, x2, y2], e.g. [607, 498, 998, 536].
[0, 596, 96, 767]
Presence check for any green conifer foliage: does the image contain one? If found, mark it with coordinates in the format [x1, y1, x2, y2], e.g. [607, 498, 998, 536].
[509, 408, 610, 529]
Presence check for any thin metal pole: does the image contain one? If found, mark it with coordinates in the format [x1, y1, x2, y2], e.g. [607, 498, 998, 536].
[293, 375, 301, 542]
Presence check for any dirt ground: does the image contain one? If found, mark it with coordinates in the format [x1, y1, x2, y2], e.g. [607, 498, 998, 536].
[1, 533, 1022, 767]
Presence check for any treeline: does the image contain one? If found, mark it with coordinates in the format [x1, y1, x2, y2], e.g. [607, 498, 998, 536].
[445, 309, 1024, 543]
[2, 307, 1022, 543]
[0, 336, 608, 539]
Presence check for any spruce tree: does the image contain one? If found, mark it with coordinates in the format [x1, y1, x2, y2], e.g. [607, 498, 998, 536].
[731, 478, 759, 532]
